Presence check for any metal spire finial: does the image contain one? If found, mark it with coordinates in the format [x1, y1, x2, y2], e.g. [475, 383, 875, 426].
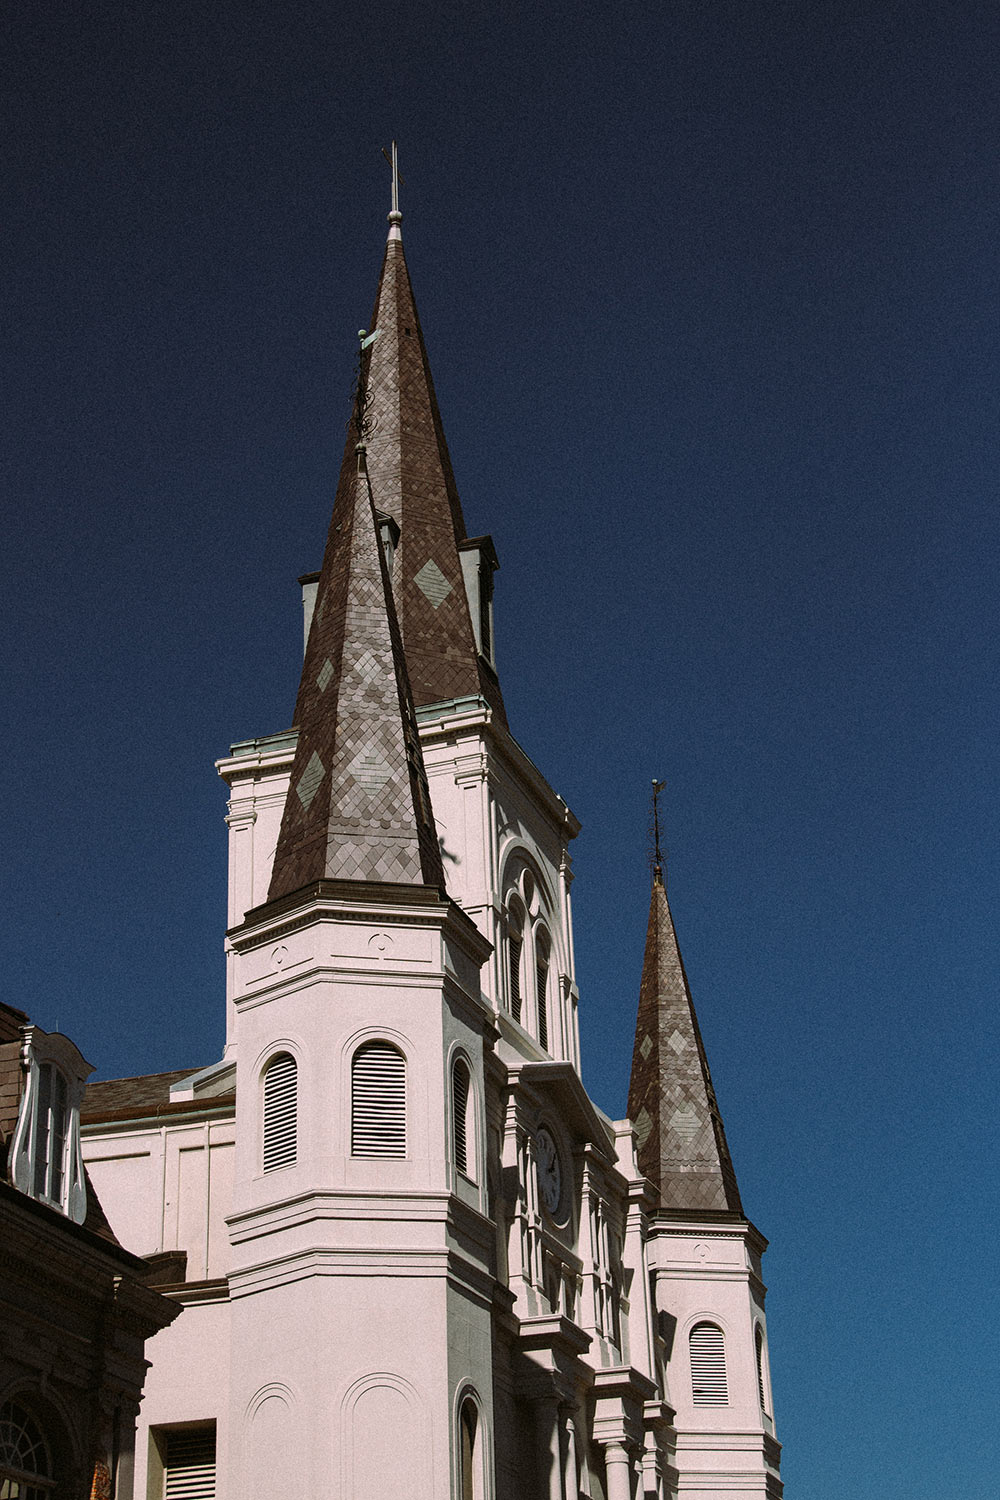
[381, 141, 405, 239]
[651, 779, 666, 885]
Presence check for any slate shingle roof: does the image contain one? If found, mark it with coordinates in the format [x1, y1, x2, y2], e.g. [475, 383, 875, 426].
[268, 444, 446, 899]
[627, 874, 744, 1214]
[327, 222, 507, 724]
[81, 1068, 206, 1122]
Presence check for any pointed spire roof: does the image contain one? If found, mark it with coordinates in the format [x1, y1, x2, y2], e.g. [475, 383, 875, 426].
[325, 208, 507, 723]
[267, 436, 445, 901]
[627, 870, 744, 1214]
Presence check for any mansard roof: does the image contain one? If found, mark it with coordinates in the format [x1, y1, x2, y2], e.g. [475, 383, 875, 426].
[627, 872, 744, 1215]
[332, 215, 507, 723]
[268, 443, 445, 899]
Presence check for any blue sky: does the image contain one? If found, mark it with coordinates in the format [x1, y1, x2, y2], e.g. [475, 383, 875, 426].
[4, 2, 998, 1493]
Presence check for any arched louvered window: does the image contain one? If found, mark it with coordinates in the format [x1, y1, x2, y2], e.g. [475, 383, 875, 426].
[262, 1053, 297, 1172]
[690, 1321, 728, 1406]
[535, 951, 549, 1052]
[755, 1325, 769, 1413]
[508, 929, 523, 1024]
[163, 1426, 216, 1499]
[352, 1042, 406, 1158]
[452, 1057, 475, 1180]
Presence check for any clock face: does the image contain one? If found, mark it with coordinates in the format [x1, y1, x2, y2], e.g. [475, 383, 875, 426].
[536, 1126, 562, 1216]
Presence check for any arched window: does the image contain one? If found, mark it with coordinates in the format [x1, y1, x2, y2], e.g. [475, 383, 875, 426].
[352, 1042, 406, 1158]
[458, 1398, 482, 1500]
[262, 1053, 297, 1172]
[0, 1397, 54, 1499]
[502, 862, 561, 1052]
[755, 1325, 769, 1414]
[689, 1321, 728, 1406]
[535, 936, 550, 1053]
[452, 1057, 475, 1181]
[506, 901, 524, 1025]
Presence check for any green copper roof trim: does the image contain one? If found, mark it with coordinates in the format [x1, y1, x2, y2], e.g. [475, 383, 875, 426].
[228, 730, 299, 758]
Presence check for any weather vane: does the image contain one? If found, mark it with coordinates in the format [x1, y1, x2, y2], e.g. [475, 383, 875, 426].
[651, 778, 666, 883]
[351, 143, 404, 443]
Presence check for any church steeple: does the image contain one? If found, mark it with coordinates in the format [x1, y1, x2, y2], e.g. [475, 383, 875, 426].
[325, 190, 507, 723]
[627, 862, 744, 1215]
[267, 421, 445, 900]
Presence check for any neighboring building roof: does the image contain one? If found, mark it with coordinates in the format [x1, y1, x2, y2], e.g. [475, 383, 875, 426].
[627, 872, 744, 1215]
[82, 1068, 233, 1124]
[267, 437, 446, 897]
[328, 211, 507, 724]
[0, 1000, 29, 1043]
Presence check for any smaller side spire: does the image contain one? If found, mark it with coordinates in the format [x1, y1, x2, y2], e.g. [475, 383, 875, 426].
[267, 336, 444, 900]
[627, 793, 743, 1215]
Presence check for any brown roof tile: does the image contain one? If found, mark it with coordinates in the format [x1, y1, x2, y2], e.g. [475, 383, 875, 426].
[627, 874, 743, 1214]
[81, 1068, 210, 1122]
[0, 1001, 28, 1045]
[326, 225, 507, 725]
[268, 441, 446, 899]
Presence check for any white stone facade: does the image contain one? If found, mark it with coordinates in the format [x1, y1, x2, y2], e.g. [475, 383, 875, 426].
[82, 685, 781, 1498]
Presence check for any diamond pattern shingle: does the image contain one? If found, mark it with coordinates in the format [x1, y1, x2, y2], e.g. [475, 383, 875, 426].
[626, 874, 744, 1214]
[321, 229, 507, 725]
[267, 441, 445, 901]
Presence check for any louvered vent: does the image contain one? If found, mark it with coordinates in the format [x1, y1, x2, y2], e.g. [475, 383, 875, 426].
[536, 962, 548, 1051]
[352, 1043, 406, 1158]
[478, 568, 493, 661]
[509, 934, 522, 1023]
[262, 1053, 297, 1172]
[690, 1322, 728, 1406]
[163, 1427, 216, 1500]
[453, 1058, 470, 1176]
[755, 1326, 768, 1412]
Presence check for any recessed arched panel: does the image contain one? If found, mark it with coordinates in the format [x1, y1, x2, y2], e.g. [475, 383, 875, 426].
[342, 1375, 429, 1495]
[245, 1387, 299, 1499]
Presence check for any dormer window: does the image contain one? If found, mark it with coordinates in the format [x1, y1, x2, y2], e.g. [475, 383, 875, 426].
[458, 535, 499, 666]
[10, 1024, 92, 1222]
[33, 1062, 69, 1204]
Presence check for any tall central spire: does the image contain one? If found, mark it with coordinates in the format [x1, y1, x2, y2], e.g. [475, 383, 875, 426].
[323, 191, 507, 722]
